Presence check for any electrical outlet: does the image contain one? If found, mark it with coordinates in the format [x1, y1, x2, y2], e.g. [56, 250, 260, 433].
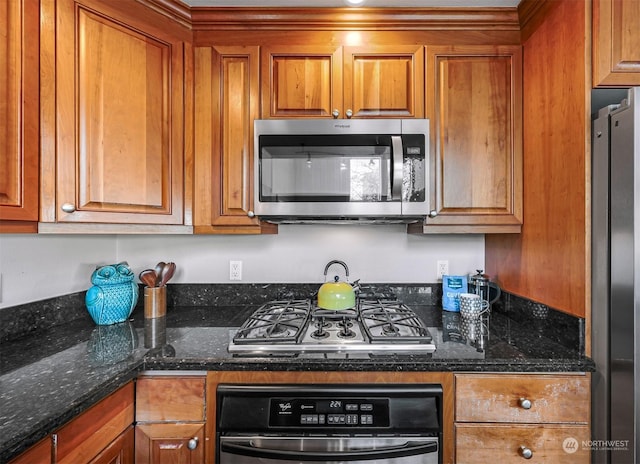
[229, 261, 242, 281]
[436, 260, 449, 279]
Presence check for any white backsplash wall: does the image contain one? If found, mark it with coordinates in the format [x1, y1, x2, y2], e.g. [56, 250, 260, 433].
[119, 225, 484, 283]
[0, 235, 118, 308]
[0, 225, 484, 308]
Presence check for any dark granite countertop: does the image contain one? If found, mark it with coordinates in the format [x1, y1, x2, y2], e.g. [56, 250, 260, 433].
[0, 302, 594, 462]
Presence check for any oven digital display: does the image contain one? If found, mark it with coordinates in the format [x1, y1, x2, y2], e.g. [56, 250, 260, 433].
[269, 397, 389, 428]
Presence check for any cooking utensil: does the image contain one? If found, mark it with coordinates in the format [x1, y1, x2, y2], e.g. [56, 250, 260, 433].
[317, 260, 356, 310]
[154, 261, 166, 286]
[159, 262, 176, 287]
[139, 269, 158, 288]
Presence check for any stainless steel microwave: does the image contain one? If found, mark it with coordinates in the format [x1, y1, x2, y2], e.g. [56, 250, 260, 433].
[254, 119, 429, 223]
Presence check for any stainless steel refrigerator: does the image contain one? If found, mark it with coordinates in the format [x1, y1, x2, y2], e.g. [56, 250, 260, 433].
[592, 87, 640, 464]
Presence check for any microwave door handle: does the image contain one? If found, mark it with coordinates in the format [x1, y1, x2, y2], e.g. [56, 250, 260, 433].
[221, 440, 438, 461]
[390, 135, 403, 200]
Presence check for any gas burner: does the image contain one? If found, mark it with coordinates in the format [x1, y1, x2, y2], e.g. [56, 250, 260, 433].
[382, 323, 399, 335]
[311, 329, 330, 340]
[315, 319, 331, 329]
[338, 328, 357, 339]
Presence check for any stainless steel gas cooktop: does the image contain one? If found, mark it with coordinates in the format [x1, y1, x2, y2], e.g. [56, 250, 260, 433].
[228, 299, 436, 357]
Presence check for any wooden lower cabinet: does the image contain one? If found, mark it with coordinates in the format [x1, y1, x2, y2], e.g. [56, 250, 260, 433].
[8, 437, 52, 464]
[89, 426, 134, 464]
[456, 423, 590, 463]
[135, 373, 207, 464]
[54, 382, 135, 464]
[454, 373, 590, 463]
[135, 423, 204, 464]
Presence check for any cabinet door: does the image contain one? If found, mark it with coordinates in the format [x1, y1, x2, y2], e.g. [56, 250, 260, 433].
[54, 382, 134, 464]
[593, 0, 640, 87]
[420, 45, 522, 233]
[135, 423, 204, 464]
[0, 0, 39, 232]
[88, 426, 134, 464]
[343, 45, 424, 118]
[261, 45, 343, 118]
[45, 0, 185, 225]
[194, 45, 276, 234]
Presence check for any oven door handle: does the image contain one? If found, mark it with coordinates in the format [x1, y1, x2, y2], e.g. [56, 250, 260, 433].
[220, 440, 438, 461]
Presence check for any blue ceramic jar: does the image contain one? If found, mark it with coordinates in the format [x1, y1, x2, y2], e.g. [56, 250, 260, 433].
[85, 262, 139, 325]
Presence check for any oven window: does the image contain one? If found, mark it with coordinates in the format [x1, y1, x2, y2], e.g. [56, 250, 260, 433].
[258, 134, 392, 202]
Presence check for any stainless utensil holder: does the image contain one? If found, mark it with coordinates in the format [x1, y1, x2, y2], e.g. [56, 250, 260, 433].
[144, 286, 166, 319]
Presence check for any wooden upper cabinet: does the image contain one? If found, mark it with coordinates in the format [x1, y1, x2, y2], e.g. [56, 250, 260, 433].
[194, 45, 276, 234]
[343, 46, 424, 118]
[412, 45, 522, 233]
[261, 45, 424, 119]
[261, 45, 342, 118]
[0, 0, 39, 232]
[593, 0, 640, 87]
[40, 0, 189, 229]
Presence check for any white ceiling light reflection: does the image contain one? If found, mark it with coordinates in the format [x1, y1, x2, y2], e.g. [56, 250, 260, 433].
[344, 0, 366, 6]
[345, 31, 362, 46]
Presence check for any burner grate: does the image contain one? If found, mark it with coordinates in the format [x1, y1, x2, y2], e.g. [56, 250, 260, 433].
[359, 299, 432, 343]
[233, 300, 310, 344]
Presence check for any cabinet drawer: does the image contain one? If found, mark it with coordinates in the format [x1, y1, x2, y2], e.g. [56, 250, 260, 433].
[455, 424, 590, 463]
[455, 374, 589, 423]
[55, 382, 134, 464]
[136, 376, 206, 422]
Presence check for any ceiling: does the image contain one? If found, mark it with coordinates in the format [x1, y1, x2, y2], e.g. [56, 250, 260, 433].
[182, 0, 521, 7]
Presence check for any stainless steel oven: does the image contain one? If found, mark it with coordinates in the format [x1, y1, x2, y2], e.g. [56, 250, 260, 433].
[216, 384, 442, 464]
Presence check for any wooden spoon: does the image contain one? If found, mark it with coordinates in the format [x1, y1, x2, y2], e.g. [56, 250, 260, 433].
[154, 261, 166, 286]
[139, 269, 158, 288]
[159, 262, 176, 287]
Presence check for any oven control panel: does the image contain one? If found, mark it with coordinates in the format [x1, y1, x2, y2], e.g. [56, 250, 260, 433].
[269, 398, 389, 427]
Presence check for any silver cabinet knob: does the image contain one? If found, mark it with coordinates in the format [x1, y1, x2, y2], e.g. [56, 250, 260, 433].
[428, 210, 437, 218]
[332, 109, 340, 118]
[519, 445, 533, 459]
[61, 203, 76, 213]
[345, 109, 353, 118]
[187, 437, 198, 450]
[519, 398, 532, 409]
[247, 210, 255, 218]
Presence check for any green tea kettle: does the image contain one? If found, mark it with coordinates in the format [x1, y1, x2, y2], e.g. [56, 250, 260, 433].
[318, 260, 356, 310]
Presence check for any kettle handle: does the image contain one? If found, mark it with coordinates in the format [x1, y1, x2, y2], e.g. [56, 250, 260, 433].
[324, 260, 349, 281]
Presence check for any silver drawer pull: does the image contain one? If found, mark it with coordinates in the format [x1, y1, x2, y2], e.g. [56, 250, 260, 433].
[519, 397, 532, 409]
[519, 445, 533, 459]
[188, 437, 199, 450]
